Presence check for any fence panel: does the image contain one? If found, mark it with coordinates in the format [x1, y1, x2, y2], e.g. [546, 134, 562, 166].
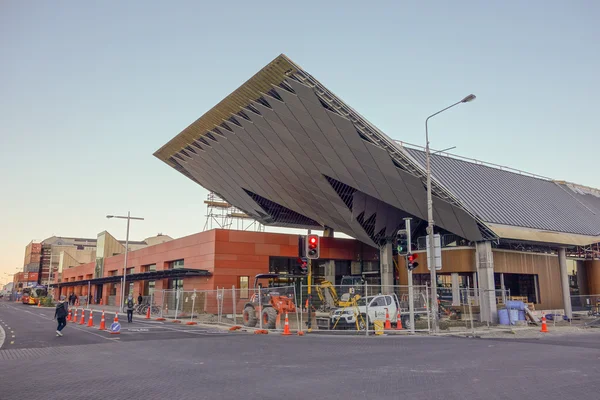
[429, 288, 528, 335]
[300, 283, 430, 334]
[571, 295, 600, 316]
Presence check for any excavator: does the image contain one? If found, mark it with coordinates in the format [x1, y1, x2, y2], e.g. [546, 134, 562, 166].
[315, 275, 364, 311]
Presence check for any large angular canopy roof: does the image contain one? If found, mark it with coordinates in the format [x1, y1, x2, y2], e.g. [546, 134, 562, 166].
[155, 54, 599, 247]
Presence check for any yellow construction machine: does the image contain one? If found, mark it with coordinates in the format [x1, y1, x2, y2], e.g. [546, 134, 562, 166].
[315, 276, 363, 311]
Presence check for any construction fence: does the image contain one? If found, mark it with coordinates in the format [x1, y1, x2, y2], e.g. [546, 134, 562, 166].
[434, 288, 527, 335]
[148, 286, 301, 332]
[571, 295, 600, 316]
[299, 284, 431, 334]
[141, 284, 543, 335]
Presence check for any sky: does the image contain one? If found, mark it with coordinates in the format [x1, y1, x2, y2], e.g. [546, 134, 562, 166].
[1, 1, 599, 284]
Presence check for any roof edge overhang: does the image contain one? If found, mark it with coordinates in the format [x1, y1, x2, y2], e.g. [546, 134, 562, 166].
[153, 53, 298, 167]
[153, 53, 497, 242]
[486, 222, 600, 246]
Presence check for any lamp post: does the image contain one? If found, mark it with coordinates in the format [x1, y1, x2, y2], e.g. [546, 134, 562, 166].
[425, 94, 476, 333]
[107, 212, 144, 312]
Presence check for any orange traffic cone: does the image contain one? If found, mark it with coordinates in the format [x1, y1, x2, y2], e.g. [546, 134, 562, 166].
[396, 310, 404, 330]
[66, 309, 72, 322]
[110, 312, 120, 334]
[99, 310, 106, 330]
[87, 310, 94, 327]
[145, 305, 151, 320]
[73, 308, 78, 323]
[79, 309, 86, 325]
[38, 300, 41, 307]
[384, 308, 392, 330]
[540, 313, 549, 333]
[282, 312, 292, 336]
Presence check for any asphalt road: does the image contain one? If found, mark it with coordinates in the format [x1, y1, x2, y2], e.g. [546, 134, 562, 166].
[1, 301, 600, 400]
[0, 302, 230, 349]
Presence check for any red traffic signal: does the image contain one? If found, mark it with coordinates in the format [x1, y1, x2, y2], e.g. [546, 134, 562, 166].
[297, 258, 308, 275]
[407, 253, 419, 271]
[306, 234, 320, 259]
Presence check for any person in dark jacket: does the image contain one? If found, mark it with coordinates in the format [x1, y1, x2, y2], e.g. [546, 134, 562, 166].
[126, 294, 135, 323]
[54, 296, 69, 337]
[137, 293, 143, 305]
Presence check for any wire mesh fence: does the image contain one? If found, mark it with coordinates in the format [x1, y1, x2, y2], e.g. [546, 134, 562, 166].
[431, 288, 531, 335]
[300, 283, 431, 335]
[571, 295, 600, 316]
[146, 284, 538, 335]
[150, 286, 301, 331]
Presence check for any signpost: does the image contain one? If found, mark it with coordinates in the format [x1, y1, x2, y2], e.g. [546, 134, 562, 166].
[404, 218, 415, 333]
[110, 322, 121, 334]
[426, 234, 442, 271]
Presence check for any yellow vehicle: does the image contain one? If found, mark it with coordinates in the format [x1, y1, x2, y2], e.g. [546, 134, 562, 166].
[21, 286, 48, 305]
[316, 276, 364, 311]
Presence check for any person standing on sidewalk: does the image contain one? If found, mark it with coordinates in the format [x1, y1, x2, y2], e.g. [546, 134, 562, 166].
[54, 295, 69, 337]
[126, 294, 135, 323]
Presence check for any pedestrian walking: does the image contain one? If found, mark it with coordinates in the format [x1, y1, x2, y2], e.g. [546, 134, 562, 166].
[137, 293, 143, 306]
[54, 295, 69, 337]
[126, 294, 135, 323]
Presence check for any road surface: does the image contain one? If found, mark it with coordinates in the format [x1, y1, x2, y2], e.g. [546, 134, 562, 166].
[1, 301, 599, 399]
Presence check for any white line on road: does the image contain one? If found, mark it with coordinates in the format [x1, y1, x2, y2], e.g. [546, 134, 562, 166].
[31, 308, 121, 342]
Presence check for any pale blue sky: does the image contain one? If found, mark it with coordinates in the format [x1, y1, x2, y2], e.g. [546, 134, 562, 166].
[1, 1, 598, 283]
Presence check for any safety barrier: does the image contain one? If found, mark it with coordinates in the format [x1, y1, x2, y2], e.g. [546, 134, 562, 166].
[300, 283, 430, 335]
[147, 286, 302, 334]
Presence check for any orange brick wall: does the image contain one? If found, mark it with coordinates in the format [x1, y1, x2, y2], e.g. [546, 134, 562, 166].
[57, 229, 379, 301]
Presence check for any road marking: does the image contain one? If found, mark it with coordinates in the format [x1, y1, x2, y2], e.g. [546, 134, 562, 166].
[10, 341, 14, 345]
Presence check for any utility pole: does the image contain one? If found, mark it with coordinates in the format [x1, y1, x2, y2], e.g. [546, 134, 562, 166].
[425, 93, 476, 333]
[107, 212, 144, 312]
[404, 218, 415, 333]
[306, 229, 312, 333]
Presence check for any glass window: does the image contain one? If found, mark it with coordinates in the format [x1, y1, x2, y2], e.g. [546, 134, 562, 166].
[239, 276, 249, 299]
[370, 296, 385, 307]
[168, 279, 183, 290]
[503, 273, 539, 304]
[142, 264, 157, 272]
[168, 260, 184, 270]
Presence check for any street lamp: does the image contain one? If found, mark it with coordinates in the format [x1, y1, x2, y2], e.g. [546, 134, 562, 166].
[106, 212, 144, 312]
[425, 94, 476, 333]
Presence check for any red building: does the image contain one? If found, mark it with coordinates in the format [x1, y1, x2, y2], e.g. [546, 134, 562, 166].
[13, 272, 40, 292]
[54, 229, 378, 306]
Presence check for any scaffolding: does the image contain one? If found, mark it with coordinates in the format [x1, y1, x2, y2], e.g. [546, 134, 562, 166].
[203, 192, 264, 232]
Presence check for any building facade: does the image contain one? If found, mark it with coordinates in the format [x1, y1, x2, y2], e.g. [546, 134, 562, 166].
[54, 229, 379, 306]
[22, 233, 172, 286]
[152, 54, 600, 322]
[52, 228, 599, 314]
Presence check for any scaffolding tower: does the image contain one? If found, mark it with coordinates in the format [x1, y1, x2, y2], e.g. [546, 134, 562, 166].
[203, 192, 264, 232]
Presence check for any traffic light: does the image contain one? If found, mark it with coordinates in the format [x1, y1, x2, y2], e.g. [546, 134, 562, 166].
[407, 253, 419, 271]
[306, 234, 320, 259]
[396, 229, 408, 256]
[297, 257, 308, 275]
